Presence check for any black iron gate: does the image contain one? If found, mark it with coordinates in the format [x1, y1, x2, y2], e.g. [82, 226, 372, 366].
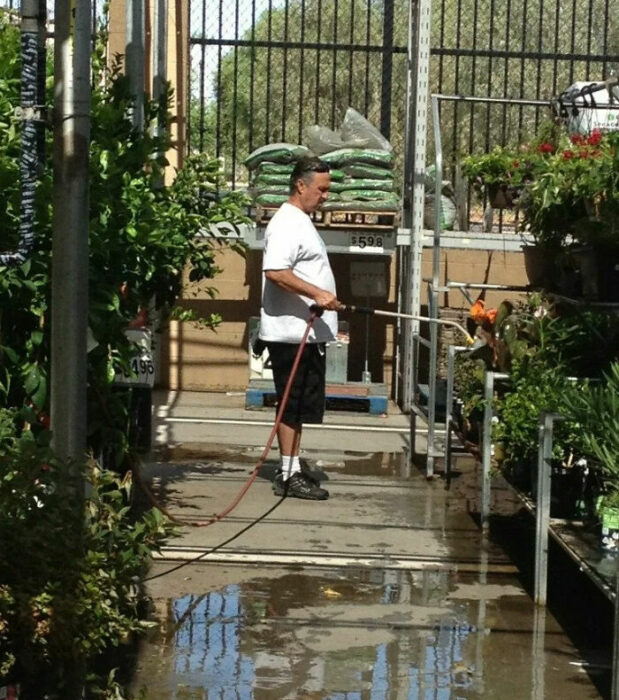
[188, 0, 618, 186]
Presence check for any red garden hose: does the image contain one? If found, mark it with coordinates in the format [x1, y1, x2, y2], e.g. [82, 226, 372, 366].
[133, 306, 321, 528]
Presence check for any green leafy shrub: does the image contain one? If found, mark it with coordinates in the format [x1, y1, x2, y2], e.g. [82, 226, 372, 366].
[0, 420, 174, 694]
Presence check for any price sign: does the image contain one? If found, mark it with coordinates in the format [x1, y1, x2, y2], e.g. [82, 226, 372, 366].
[348, 232, 385, 253]
[114, 329, 155, 388]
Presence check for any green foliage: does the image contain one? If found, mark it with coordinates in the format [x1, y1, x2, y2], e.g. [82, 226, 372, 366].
[0, 11, 249, 695]
[564, 363, 619, 489]
[0, 422, 174, 693]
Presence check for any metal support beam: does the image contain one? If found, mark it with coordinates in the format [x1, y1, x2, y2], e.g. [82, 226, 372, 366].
[445, 345, 467, 476]
[533, 412, 563, 605]
[126, 0, 145, 130]
[401, 0, 431, 413]
[51, 0, 91, 465]
[480, 371, 508, 527]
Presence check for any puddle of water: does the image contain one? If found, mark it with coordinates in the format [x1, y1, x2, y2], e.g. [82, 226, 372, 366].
[128, 566, 604, 698]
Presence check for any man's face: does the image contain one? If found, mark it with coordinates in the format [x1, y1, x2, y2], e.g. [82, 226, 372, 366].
[297, 171, 331, 213]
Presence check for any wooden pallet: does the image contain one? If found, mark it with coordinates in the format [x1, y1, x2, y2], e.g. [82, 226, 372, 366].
[255, 205, 399, 230]
[246, 380, 389, 415]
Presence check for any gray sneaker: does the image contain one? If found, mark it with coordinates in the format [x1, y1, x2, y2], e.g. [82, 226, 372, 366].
[273, 472, 329, 500]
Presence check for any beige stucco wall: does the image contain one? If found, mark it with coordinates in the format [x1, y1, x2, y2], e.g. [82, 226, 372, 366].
[158, 244, 529, 394]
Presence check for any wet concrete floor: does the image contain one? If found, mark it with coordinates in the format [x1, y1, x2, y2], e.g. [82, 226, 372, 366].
[127, 433, 611, 698]
[129, 562, 605, 698]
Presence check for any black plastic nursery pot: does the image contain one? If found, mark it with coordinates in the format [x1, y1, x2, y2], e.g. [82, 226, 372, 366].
[573, 246, 619, 302]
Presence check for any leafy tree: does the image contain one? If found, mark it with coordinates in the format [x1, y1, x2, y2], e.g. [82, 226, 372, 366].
[194, 0, 613, 181]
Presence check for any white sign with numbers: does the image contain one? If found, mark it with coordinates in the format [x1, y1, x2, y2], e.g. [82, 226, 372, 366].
[348, 232, 385, 253]
[114, 329, 155, 388]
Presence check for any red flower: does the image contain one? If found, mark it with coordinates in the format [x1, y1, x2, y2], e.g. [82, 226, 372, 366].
[588, 129, 602, 146]
[570, 133, 585, 145]
[562, 150, 575, 159]
[538, 142, 554, 153]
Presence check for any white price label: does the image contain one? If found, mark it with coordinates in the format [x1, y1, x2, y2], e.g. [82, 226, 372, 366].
[114, 329, 155, 388]
[348, 233, 385, 253]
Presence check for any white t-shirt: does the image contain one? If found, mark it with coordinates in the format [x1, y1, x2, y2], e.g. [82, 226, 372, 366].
[260, 202, 338, 343]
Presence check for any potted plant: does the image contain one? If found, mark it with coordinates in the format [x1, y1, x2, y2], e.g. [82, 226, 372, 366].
[564, 363, 619, 545]
[461, 145, 523, 209]
[521, 130, 619, 298]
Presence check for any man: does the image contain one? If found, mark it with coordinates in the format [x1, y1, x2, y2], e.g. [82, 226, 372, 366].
[259, 156, 341, 500]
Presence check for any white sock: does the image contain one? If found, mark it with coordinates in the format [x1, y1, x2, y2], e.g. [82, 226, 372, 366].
[281, 455, 301, 480]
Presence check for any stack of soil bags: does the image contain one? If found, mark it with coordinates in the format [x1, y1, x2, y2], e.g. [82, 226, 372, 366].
[304, 108, 399, 212]
[245, 143, 308, 207]
[245, 142, 349, 208]
[319, 148, 398, 212]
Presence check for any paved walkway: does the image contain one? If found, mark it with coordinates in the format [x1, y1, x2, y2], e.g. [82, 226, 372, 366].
[131, 390, 608, 698]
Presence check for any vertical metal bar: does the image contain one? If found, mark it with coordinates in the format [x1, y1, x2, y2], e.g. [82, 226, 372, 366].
[485, 0, 495, 144]
[585, 0, 594, 78]
[425, 95, 443, 478]
[231, 0, 239, 185]
[534, 413, 552, 606]
[534, 0, 544, 129]
[314, 0, 322, 122]
[601, 0, 610, 78]
[481, 370, 494, 529]
[467, 0, 479, 153]
[347, 0, 355, 108]
[551, 0, 560, 96]
[249, 0, 256, 152]
[198, 0, 206, 151]
[451, 0, 462, 166]
[330, 0, 338, 128]
[153, 0, 168, 140]
[281, 0, 289, 138]
[298, 0, 306, 141]
[501, 0, 512, 143]
[531, 605, 547, 699]
[216, 0, 223, 155]
[364, 0, 371, 115]
[402, 0, 431, 414]
[126, 0, 145, 131]
[517, 0, 528, 135]
[380, 0, 394, 139]
[568, 0, 577, 84]
[265, 0, 273, 142]
[52, 0, 91, 473]
[445, 346, 465, 476]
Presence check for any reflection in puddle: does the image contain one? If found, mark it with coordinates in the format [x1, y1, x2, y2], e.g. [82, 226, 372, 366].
[130, 567, 597, 698]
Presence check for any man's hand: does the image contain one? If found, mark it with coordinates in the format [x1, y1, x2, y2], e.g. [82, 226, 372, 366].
[313, 289, 340, 311]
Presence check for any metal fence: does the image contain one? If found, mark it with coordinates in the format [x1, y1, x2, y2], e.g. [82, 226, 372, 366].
[189, 0, 618, 186]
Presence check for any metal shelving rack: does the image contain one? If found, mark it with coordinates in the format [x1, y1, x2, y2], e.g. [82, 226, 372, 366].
[406, 93, 551, 478]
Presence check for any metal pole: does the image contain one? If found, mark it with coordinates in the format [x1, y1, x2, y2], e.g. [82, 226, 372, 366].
[425, 95, 443, 478]
[51, 0, 91, 464]
[445, 345, 466, 476]
[534, 412, 562, 606]
[481, 370, 494, 529]
[0, 0, 45, 267]
[152, 0, 168, 136]
[402, 0, 431, 413]
[126, 0, 145, 131]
